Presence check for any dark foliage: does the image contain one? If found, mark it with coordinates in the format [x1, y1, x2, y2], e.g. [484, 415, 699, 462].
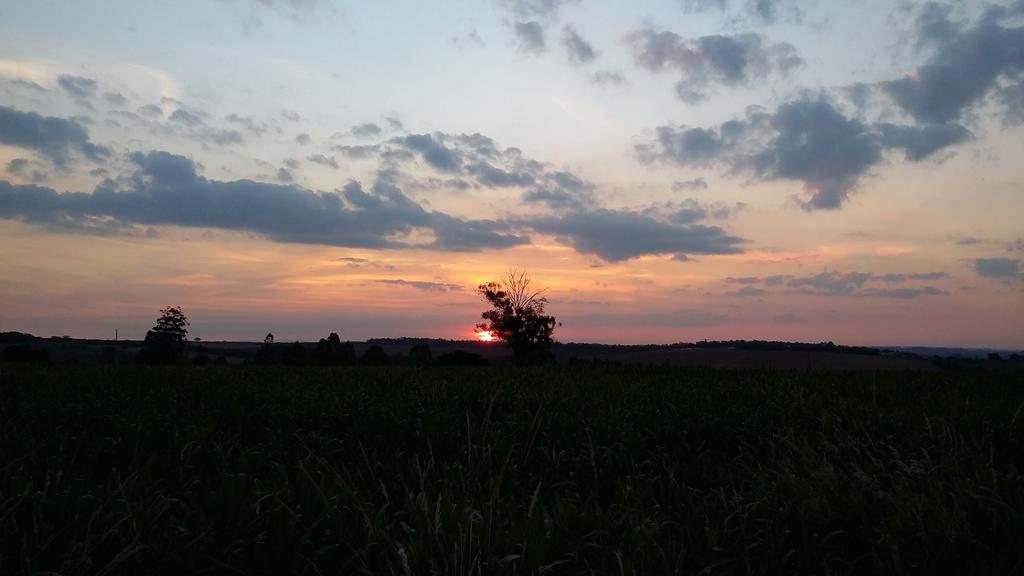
[139, 306, 190, 364]
[315, 332, 356, 366]
[408, 343, 433, 365]
[2, 365, 1024, 574]
[360, 344, 390, 366]
[477, 270, 558, 365]
[2, 345, 50, 363]
[435, 349, 491, 366]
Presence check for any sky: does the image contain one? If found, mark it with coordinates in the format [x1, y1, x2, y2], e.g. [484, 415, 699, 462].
[0, 0, 1022, 347]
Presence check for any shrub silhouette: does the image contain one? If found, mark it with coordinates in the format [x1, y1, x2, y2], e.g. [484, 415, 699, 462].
[361, 345, 390, 366]
[408, 343, 432, 365]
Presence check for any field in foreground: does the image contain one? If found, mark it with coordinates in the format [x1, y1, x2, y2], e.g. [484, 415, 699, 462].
[2, 365, 1024, 575]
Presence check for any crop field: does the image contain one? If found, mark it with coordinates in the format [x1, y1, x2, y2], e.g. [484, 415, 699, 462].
[2, 365, 1024, 575]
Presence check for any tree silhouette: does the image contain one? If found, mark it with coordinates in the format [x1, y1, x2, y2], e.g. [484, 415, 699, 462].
[477, 269, 559, 365]
[315, 332, 356, 366]
[141, 306, 190, 364]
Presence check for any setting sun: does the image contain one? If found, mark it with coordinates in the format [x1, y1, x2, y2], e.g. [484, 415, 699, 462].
[477, 330, 495, 342]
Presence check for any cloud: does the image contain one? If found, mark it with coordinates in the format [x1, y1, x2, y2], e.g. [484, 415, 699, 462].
[502, 0, 573, 20]
[0, 150, 527, 252]
[628, 27, 802, 102]
[638, 97, 973, 209]
[974, 257, 1023, 280]
[169, 108, 204, 127]
[56, 75, 98, 100]
[527, 208, 744, 261]
[225, 113, 268, 135]
[103, 92, 129, 107]
[672, 177, 708, 191]
[880, 4, 1024, 125]
[727, 286, 767, 298]
[295, 133, 311, 145]
[137, 104, 163, 118]
[276, 167, 293, 182]
[877, 122, 973, 161]
[0, 106, 110, 167]
[395, 133, 462, 172]
[515, 21, 547, 54]
[374, 279, 463, 292]
[561, 26, 597, 63]
[307, 153, 339, 169]
[351, 122, 382, 138]
[8, 78, 47, 92]
[591, 70, 625, 87]
[720, 271, 950, 298]
[333, 144, 381, 159]
[5, 158, 48, 183]
[678, 0, 800, 23]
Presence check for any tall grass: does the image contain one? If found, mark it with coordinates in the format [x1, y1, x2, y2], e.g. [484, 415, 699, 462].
[2, 365, 1023, 574]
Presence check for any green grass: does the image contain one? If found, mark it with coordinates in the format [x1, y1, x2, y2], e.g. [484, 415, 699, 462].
[2, 364, 1024, 575]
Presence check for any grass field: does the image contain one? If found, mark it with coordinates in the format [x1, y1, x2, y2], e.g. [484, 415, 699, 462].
[2, 365, 1024, 574]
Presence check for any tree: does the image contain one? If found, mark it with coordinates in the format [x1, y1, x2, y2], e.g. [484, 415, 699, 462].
[141, 306, 190, 364]
[477, 269, 559, 365]
[315, 332, 356, 366]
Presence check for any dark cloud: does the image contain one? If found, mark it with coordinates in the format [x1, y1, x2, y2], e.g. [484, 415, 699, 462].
[522, 187, 581, 209]
[727, 286, 767, 298]
[467, 161, 536, 187]
[515, 21, 547, 54]
[591, 71, 625, 87]
[295, 133, 312, 145]
[561, 25, 597, 63]
[374, 279, 463, 292]
[351, 122, 382, 138]
[877, 123, 973, 161]
[788, 271, 948, 298]
[672, 177, 708, 191]
[0, 150, 527, 252]
[957, 236, 982, 245]
[628, 27, 802, 103]
[974, 257, 1023, 280]
[881, 4, 1024, 125]
[5, 158, 48, 183]
[528, 208, 744, 261]
[307, 153, 339, 169]
[56, 75, 98, 100]
[638, 97, 974, 210]
[0, 106, 110, 167]
[281, 110, 300, 122]
[276, 167, 293, 182]
[283, 158, 300, 169]
[396, 133, 462, 172]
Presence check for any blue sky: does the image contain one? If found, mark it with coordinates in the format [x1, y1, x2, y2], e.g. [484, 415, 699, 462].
[1, 0, 1022, 346]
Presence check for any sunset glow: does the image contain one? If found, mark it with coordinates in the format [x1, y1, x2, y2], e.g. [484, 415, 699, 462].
[477, 331, 495, 343]
[0, 1, 1021, 347]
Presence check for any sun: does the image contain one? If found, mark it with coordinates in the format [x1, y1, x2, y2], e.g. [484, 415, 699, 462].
[477, 330, 494, 342]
